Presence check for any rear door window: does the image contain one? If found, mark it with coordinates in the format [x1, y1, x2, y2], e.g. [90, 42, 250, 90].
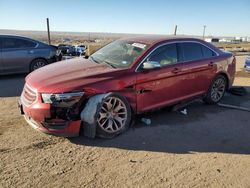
[147, 43, 178, 67]
[3, 38, 37, 49]
[180, 42, 203, 61]
[201, 45, 216, 58]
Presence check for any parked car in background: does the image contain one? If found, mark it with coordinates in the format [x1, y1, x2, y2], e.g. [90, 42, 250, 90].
[58, 44, 76, 56]
[75, 45, 87, 56]
[19, 36, 236, 138]
[0, 35, 61, 75]
[244, 55, 250, 72]
[58, 44, 87, 56]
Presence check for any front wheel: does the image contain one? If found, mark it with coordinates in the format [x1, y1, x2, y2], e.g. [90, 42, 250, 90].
[96, 94, 131, 138]
[81, 93, 131, 138]
[203, 75, 227, 104]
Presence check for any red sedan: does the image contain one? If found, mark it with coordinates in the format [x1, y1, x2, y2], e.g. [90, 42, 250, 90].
[19, 36, 236, 138]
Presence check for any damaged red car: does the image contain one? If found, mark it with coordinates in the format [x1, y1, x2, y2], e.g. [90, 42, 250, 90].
[19, 36, 236, 138]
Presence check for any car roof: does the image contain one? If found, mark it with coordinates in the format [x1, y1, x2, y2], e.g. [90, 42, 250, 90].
[0, 34, 40, 42]
[120, 35, 204, 45]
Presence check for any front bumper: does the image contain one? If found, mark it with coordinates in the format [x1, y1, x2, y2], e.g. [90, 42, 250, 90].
[18, 99, 81, 137]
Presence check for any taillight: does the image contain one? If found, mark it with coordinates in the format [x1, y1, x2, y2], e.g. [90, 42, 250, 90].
[232, 56, 236, 65]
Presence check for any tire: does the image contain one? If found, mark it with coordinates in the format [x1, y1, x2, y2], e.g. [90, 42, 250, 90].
[203, 75, 227, 104]
[30, 59, 48, 72]
[81, 93, 131, 138]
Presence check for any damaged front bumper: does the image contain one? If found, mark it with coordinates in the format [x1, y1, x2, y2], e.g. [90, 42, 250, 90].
[24, 115, 81, 137]
[18, 99, 81, 137]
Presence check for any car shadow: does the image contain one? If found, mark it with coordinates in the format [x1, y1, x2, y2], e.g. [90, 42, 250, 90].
[0, 74, 26, 97]
[70, 90, 250, 155]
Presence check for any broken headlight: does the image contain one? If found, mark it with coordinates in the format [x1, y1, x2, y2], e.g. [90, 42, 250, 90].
[41, 92, 84, 105]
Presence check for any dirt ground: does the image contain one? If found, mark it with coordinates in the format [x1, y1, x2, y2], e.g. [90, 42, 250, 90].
[0, 56, 250, 188]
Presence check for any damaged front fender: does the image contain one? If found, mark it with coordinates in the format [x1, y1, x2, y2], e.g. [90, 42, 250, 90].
[80, 93, 108, 138]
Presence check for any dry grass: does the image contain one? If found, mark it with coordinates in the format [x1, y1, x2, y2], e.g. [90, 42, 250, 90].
[87, 43, 106, 56]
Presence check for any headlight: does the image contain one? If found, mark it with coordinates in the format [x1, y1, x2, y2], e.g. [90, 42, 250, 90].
[56, 49, 61, 56]
[41, 92, 84, 104]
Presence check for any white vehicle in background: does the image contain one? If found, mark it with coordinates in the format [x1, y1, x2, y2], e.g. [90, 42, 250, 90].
[245, 55, 250, 72]
[75, 45, 87, 56]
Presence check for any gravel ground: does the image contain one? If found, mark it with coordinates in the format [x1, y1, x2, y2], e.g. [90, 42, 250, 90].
[0, 56, 250, 188]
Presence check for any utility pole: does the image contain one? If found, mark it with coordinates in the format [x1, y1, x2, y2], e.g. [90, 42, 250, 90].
[174, 25, 177, 35]
[47, 18, 51, 45]
[203, 25, 206, 39]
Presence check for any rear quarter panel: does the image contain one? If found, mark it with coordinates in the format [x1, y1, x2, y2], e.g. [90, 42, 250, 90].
[214, 52, 235, 88]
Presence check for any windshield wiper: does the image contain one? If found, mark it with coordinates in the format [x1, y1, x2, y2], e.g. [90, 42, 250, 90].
[102, 60, 116, 68]
[90, 56, 116, 68]
[89, 56, 100, 64]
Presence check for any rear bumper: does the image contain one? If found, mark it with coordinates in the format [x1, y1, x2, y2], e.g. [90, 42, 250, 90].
[18, 100, 81, 137]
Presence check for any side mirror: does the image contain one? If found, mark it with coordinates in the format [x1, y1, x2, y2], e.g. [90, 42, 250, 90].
[143, 61, 161, 70]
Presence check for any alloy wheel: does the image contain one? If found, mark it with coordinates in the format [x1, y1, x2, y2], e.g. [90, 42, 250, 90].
[33, 61, 46, 70]
[97, 97, 127, 133]
[211, 77, 226, 102]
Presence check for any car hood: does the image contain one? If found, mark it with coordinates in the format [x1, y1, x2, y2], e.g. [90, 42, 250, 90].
[26, 58, 119, 93]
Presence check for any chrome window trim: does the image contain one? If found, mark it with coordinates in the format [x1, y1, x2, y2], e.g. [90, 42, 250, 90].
[33, 41, 39, 48]
[2, 37, 39, 49]
[135, 40, 219, 72]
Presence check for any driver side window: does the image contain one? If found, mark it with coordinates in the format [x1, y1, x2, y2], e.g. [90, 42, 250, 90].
[146, 43, 178, 66]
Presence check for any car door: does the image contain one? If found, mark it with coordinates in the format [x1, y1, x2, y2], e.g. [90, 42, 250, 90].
[177, 42, 217, 99]
[2, 37, 37, 73]
[136, 43, 186, 113]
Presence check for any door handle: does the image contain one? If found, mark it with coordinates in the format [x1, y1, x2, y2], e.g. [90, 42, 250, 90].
[28, 50, 34, 54]
[208, 62, 214, 67]
[171, 68, 181, 74]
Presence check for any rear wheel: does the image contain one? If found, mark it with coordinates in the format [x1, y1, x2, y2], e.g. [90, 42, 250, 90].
[30, 59, 47, 71]
[203, 75, 227, 104]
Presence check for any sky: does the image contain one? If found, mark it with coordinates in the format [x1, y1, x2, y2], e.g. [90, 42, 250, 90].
[0, 0, 250, 37]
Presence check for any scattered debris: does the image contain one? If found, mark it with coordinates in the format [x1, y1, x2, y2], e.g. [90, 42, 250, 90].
[141, 118, 151, 125]
[228, 86, 247, 96]
[217, 169, 221, 173]
[129, 159, 137, 163]
[218, 103, 250, 112]
[180, 108, 188, 115]
[172, 99, 200, 112]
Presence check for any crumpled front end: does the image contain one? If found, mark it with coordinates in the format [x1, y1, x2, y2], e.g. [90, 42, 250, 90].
[19, 84, 81, 137]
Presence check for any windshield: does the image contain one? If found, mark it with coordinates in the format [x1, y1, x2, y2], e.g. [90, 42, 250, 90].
[90, 40, 149, 68]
